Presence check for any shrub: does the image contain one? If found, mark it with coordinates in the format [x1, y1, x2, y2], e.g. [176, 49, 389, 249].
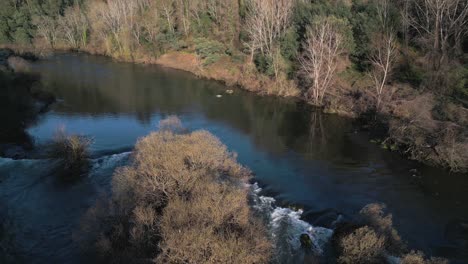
[395, 61, 425, 87]
[334, 204, 448, 263]
[338, 226, 385, 264]
[401, 251, 449, 264]
[47, 128, 91, 177]
[359, 203, 404, 253]
[194, 38, 226, 65]
[448, 64, 468, 101]
[155, 32, 185, 53]
[158, 115, 185, 133]
[81, 117, 271, 263]
[254, 53, 274, 76]
[389, 93, 468, 172]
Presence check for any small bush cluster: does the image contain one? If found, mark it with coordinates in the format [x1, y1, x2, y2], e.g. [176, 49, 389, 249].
[358, 203, 403, 253]
[47, 128, 91, 177]
[338, 226, 385, 264]
[334, 203, 400, 264]
[80, 117, 271, 263]
[334, 203, 447, 264]
[401, 251, 449, 264]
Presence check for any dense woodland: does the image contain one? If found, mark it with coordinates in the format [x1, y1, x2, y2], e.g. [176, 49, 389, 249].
[1, 0, 467, 171]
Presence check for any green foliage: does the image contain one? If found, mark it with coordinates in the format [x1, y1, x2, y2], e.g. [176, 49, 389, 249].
[194, 38, 226, 65]
[0, 0, 74, 45]
[293, 0, 352, 42]
[449, 64, 468, 100]
[155, 32, 185, 52]
[349, 0, 401, 71]
[9, 7, 34, 44]
[254, 53, 274, 77]
[312, 15, 356, 54]
[280, 28, 299, 61]
[349, 4, 378, 70]
[395, 61, 425, 87]
[0, 1, 14, 43]
[279, 27, 299, 77]
[0, 24, 11, 44]
[191, 13, 213, 38]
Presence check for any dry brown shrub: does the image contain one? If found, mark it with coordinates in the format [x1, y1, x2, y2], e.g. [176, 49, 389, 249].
[359, 203, 404, 253]
[401, 251, 449, 264]
[268, 74, 300, 97]
[82, 117, 271, 263]
[388, 93, 468, 172]
[7, 56, 31, 72]
[158, 115, 185, 133]
[47, 127, 91, 177]
[338, 226, 385, 264]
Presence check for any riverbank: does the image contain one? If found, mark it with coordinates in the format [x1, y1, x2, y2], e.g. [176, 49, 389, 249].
[101, 48, 468, 173]
[2, 45, 467, 173]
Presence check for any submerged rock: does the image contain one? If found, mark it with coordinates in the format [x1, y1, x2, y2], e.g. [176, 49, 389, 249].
[0, 48, 14, 64]
[300, 233, 313, 249]
[0, 144, 28, 159]
[7, 56, 31, 72]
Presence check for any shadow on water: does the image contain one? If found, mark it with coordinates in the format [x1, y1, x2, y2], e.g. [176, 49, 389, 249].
[0, 53, 467, 263]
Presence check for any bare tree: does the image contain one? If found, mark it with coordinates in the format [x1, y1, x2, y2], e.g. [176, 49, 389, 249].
[245, 0, 294, 62]
[369, 32, 398, 111]
[203, 0, 241, 46]
[299, 17, 347, 105]
[175, 0, 191, 36]
[58, 5, 89, 49]
[91, 0, 144, 53]
[138, 2, 162, 43]
[159, 0, 176, 34]
[33, 14, 59, 47]
[406, 0, 468, 64]
[370, 0, 399, 111]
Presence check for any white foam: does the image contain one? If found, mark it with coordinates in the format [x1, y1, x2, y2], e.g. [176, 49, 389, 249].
[249, 183, 333, 257]
[90, 152, 131, 176]
[270, 207, 333, 253]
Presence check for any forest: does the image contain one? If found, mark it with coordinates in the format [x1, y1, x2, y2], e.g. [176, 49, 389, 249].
[1, 0, 467, 170]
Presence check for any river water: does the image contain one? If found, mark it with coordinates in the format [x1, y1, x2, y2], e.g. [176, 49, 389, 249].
[1, 53, 467, 263]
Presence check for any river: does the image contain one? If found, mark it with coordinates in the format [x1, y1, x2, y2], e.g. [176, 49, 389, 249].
[1, 53, 467, 263]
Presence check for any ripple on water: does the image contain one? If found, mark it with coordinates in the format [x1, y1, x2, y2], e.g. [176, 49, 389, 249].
[0, 152, 131, 263]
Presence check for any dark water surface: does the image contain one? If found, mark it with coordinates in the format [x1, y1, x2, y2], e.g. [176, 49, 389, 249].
[1, 53, 467, 263]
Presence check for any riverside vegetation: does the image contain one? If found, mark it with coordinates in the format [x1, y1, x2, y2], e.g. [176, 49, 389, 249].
[78, 117, 272, 263]
[73, 117, 450, 263]
[1, 0, 467, 172]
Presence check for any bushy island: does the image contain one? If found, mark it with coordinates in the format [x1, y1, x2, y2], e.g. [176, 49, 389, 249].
[77, 117, 272, 263]
[1, 0, 467, 172]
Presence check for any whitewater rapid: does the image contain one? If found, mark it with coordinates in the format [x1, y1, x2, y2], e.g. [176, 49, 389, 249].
[250, 183, 334, 263]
